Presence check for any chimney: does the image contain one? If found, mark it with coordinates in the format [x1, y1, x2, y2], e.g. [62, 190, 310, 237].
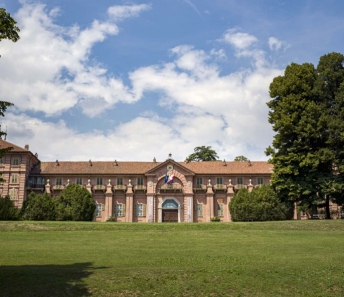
[24, 144, 29, 150]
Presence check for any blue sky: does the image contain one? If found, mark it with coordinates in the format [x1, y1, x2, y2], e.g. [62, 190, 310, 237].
[0, 0, 344, 162]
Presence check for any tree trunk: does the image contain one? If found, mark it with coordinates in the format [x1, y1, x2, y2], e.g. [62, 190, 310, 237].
[325, 195, 331, 219]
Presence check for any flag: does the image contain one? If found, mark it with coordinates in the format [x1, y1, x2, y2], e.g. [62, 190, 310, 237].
[164, 172, 169, 184]
[167, 173, 174, 184]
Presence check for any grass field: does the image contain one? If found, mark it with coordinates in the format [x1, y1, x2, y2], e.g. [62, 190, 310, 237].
[1, 220, 344, 297]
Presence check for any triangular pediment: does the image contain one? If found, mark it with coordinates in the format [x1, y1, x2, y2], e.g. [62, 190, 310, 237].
[144, 159, 195, 176]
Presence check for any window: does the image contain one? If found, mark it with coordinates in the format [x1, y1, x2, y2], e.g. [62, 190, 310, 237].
[96, 178, 103, 185]
[117, 178, 123, 185]
[95, 204, 103, 217]
[115, 204, 125, 217]
[195, 204, 203, 216]
[217, 177, 223, 185]
[237, 177, 243, 185]
[56, 177, 62, 186]
[10, 189, 17, 200]
[196, 178, 202, 187]
[36, 177, 45, 185]
[12, 158, 19, 166]
[137, 178, 144, 186]
[135, 204, 146, 217]
[218, 203, 224, 216]
[257, 177, 264, 185]
[11, 174, 18, 183]
[76, 178, 83, 185]
[0, 158, 3, 165]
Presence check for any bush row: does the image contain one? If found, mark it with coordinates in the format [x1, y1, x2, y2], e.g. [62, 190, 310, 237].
[0, 184, 96, 221]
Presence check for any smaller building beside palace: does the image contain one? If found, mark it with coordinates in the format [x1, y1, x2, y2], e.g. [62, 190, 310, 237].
[0, 140, 295, 222]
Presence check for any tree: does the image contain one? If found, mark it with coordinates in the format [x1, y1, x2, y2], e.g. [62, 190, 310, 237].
[0, 196, 19, 220]
[0, 8, 20, 181]
[229, 185, 290, 221]
[266, 52, 344, 219]
[187, 146, 219, 162]
[21, 192, 56, 221]
[55, 184, 96, 221]
[234, 156, 248, 162]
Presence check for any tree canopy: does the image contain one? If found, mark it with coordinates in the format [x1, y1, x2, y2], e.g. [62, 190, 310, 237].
[266, 52, 344, 218]
[187, 146, 219, 162]
[234, 156, 248, 162]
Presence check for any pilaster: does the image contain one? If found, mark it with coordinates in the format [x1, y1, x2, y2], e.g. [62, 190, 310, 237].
[125, 179, 133, 222]
[226, 179, 234, 222]
[45, 179, 51, 194]
[206, 179, 214, 221]
[247, 179, 254, 192]
[86, 179, 92, 194]
[105, 179, 113, 220]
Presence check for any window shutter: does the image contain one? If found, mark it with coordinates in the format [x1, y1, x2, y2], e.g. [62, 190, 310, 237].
[101, 204, 105, 211]
[122, 204, 126, 216]
[218, 204, 223, 216]
[142, 204, 146, 216]
[194, 204, 198, 211]
[199, 205, 203, 216]
[134, 204, 138, 216]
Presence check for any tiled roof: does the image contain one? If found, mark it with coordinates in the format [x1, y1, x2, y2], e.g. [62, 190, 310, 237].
[0, 140, 28, 152]
[183, 161, 273, 174]
[38, 160, 272, 175]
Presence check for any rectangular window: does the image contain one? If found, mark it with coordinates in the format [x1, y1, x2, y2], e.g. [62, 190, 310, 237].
[257, 177, 264, 185]
[56, 177, 62, 186]
[195, 204, 203, 216]
[135, 204, 146, 217]
[95, 204, 102, 217]
[237, 177, 243, 185]
[218, 203, 224, 216]
[96, 178, 103, 185]
[36, 177, 44, 185]
[217, 177, 223, 185]
[137, 177, 144, 186]
[11, 174, 18, 183]
[76, 178, 83, 185]
[0, 158, 3, 165]
[10, 189, 17, 200]
[12, 158, 19, 166]
[115, 204, 125, 217]
[117, 178, 123, 185]
[196, 178, 202, 187]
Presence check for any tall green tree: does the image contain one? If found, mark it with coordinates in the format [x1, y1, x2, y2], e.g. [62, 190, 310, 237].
[187, 146, 219, 162]
[55, 184, 96, 221]
[266, 52, 344, 219]
[0, 8, 20, 181]
[21, 192, 56, 221]
[234, 156, 248, 162]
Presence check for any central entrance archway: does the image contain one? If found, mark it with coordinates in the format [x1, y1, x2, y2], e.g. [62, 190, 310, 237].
[159, 197, 181, 223]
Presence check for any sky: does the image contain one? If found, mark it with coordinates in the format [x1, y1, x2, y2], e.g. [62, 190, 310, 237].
[0, 0, 344, 162]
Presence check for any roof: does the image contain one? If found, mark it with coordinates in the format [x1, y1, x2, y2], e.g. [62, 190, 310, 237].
[37, 160, 273, 175]
[0, 139, 29, 152]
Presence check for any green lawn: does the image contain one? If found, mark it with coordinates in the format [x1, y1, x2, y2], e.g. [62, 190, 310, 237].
[1, 221, 344, 297]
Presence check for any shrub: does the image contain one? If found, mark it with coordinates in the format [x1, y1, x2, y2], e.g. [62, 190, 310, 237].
[0, 196, 19, 220]
[21, 192, 56, 221]
[106, 216, 117, 222]
[210, 216, 221, 222]
[229, 185, 290, 221]
[55, 184, 96, 221]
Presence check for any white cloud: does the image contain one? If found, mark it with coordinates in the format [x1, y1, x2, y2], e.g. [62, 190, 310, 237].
[0, 2, 146, 117]
[268, 37, 282, 51]
[107, 4, 151, 21]
[222, 28, 258, 49]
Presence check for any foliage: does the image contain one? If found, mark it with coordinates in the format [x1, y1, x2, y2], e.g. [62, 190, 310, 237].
[234, 155, 248, 162]
[21, 192, 56, 221]
[106, 215, 117, 222]
[187, 146, 219, 162]
[266, 52, 344, 219]
[55, 184, 96, 221]
[210, 216, 220, 222]
[229, 185, 290, 221]
[0, 196, 19, 220]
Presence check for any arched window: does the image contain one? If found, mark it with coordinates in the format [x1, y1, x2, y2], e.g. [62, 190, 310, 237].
[162, 199, 178, 209]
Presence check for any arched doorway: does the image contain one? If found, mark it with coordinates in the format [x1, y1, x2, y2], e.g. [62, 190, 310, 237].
[160, 198, 180, 222]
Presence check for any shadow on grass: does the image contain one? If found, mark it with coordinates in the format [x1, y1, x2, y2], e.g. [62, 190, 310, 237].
[0, 262, 105, 297]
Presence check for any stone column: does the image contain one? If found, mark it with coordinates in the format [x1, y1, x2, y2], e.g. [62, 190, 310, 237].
[147, 196, 154, 222]
[186, 196, 194, 222]
[125, 179, 133, 222]
[206, 179, 214, 222]
[105, 179, 113, 220]
[227, 179, 234, 222]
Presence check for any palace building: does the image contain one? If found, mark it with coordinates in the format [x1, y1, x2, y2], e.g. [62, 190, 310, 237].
[1, 139, 279, 222]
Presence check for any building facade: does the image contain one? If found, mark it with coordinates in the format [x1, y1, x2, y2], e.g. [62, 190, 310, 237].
[0, 140, 280, 222]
